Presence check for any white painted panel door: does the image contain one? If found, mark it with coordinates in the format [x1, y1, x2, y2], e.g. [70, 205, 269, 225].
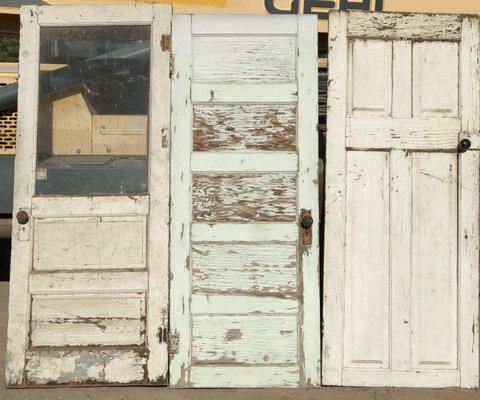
[6, 4, 171, 386]
[170, 15, 320, 388]
[323, 11, 480, 388]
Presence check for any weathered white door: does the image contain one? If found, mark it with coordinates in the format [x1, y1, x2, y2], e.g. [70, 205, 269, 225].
[323, 11, 480, 388]
[170, 15, 320, 387]
[6, 4, 171, 386]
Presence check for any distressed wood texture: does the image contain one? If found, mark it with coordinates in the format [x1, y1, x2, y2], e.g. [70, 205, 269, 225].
[347, 12, 462, 41]
[322, 11, 348, 386]
[169, 14, 193, 388]
[349, 39, 392, 116]
[343, 151, 390, 369]
[189, 366, 299, 388]
[192, 173, 297, 222]
[31, 195, 149, 217]
[191, 223, 298, 242]
[33, 217, 146, 270]
[146, 4, 171, 383]
[7, 4, 172, 386]
[193, 104, 296, 152]
[191, 242, 297, 295]
[29, 271, 148, 295]
[412, 42, 459, 117]
[170, 14, 319, 388]
[191, 83, 297, 103]
[410, 153, 457, 370]
[345, 117, 461, 150]
[37, 3, 155, 25]
[25, 349, 146, 385]
[297, 14, 321, 386]
[30, 294, 145, 347]
[458, 16, 480, 387]
[191, 295, 299, 314]
[193, 36, 296, 83]
[6, 6, 40, 386]
[323, 11, 480, 388]
[192, 315, 298, 364]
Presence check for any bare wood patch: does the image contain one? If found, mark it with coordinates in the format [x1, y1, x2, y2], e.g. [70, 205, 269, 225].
[161, 34, 171, 52]
[193, 104, 296, 151]
[192, 173, 296, 222]
[347, 12, 462, 41]
[192, 242, 297, 295]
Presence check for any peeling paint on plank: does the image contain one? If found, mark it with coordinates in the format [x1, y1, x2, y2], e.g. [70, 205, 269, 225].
[193, 104, 296, 152]
[192, 173, 297, 222]
[191, 242, 297, 295]
[25, 349, 147, 385]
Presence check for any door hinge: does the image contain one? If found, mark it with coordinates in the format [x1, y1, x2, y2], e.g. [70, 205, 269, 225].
[157, 326, 168, 343]
[169, 54, 174, 79]
[169, 332, 179, 355]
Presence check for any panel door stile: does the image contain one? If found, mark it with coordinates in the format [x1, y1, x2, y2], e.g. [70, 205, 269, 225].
[169, 14, 193, 388]
[6, 6, 40, 386]
[297, 14, 321, 386]
[390, 39, 412, 371]
[146, 3, 171, 383]
[459, 16, 480, 387]
[322, 10, 348, 386]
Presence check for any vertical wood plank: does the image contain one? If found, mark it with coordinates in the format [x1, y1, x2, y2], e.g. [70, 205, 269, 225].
[6, 6, 39, 386]
[169, 14, 193, 388]
[322, 10, 348, 386]
[146, 3, 171, 384]
[297, 14, 320, 387]
[392, 40, 412, 119]
[390, 40, 412, 371]
[459, 15, 480, 388]
[389, 150, 411, 371]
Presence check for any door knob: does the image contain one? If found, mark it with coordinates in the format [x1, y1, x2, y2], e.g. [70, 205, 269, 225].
[300, 215, 314, 230]
[16, 210, 29, 225]
[459, 138, 471, 152]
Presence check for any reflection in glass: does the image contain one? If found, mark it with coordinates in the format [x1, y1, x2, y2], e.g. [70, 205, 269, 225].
[36, 26, 150, 196]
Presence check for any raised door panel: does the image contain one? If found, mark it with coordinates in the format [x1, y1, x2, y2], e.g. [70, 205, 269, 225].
[344, 151, 390, 369]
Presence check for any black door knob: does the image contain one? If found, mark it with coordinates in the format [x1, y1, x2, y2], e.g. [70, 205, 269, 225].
[300, 215, 313, 230]
[16, 210, 29, 225]
[459, 138, 471, 152]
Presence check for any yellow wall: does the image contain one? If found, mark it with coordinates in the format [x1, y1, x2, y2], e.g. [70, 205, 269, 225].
[33, 0, 480, 32]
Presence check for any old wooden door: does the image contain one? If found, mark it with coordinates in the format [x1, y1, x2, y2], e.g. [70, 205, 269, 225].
[323, 11, 480, 388]
[169, 15, 320, 387]
[6, 4, 171, 386]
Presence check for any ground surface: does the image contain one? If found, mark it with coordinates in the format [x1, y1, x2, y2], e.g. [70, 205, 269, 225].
[0, 282, 478, 400]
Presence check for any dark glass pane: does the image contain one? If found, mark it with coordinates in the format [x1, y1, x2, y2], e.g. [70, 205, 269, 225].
[36, 25, 150, 196]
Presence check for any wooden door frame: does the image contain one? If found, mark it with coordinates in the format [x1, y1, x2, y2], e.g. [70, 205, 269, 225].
[322, 10, 480, 388]
[6, 4, 171, 386]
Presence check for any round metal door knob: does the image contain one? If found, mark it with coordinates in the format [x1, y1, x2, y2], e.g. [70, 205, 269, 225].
[300, 215, 314, 230]
[459, 138, 471, 152]
[16, 210, 29, 225]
